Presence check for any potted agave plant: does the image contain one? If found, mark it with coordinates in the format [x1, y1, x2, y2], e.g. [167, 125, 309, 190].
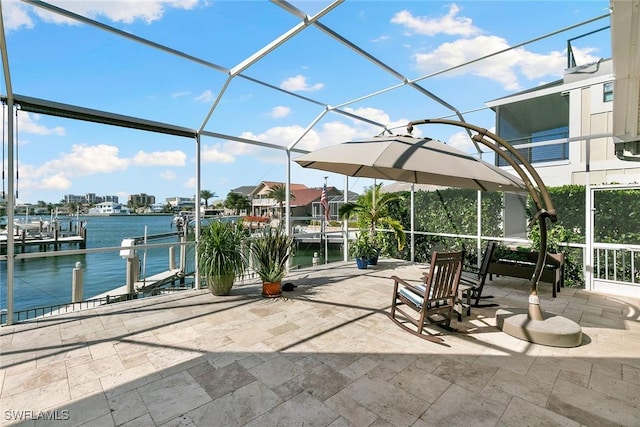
[339, 183, 406, 266]
[198, 221, 249, 296]
[250, 226, 296, 297]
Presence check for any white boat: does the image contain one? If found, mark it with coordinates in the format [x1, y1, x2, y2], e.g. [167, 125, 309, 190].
[172, 211, 193, 227]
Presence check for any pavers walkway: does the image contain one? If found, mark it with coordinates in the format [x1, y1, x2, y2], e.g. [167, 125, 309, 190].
[1, 259, 639, 426]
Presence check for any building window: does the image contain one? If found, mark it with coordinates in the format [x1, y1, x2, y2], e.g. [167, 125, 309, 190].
[603, 82, 614, 102]
[497, 127, 569, 166]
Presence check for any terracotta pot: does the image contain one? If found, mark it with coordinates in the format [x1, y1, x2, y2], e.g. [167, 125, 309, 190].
[262, 281, 282, 298]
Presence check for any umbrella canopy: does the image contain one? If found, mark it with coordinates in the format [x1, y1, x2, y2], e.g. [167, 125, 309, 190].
[295, 134, 527, 193]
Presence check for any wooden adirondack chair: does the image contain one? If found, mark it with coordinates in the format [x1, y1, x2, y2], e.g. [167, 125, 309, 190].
[389, 251, 464, 343]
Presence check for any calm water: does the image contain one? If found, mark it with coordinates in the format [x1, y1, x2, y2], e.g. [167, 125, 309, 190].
[1, 215, 186, 312]
[1, 215, 344, 313]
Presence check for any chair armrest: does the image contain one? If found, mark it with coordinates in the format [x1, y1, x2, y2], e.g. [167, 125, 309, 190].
[390, 275, 426, 296]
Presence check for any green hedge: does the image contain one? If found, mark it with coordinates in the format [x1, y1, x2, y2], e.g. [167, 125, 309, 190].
[379, 185, 640, 288]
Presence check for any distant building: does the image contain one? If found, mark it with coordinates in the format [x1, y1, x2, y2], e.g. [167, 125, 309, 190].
[228, 182, 358, 219]
[250, 181, 309, 217]
[129, 193, 156, 206]
[87, 201, 130, 215]
[229, 186, 254, 198]
[165, 196, 196, 211]
[146, 203, 166, 213]
[63, 193, 119, 204]
[293, 186, 357, 219]
[64, 194, 85, 204]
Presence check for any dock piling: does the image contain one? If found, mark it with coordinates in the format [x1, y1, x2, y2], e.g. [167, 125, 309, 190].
[169, 246, 176, 270]
[72, 262, 83, 303]
[126, 256, 140, 295]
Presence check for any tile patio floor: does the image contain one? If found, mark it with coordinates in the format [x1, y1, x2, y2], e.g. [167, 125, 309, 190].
[1, 259, 639, 426]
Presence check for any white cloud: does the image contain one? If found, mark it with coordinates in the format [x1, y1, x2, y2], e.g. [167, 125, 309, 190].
[160, 170, 177, 180]
[40, 173, 72, 190]
[412, 35, 576, 91]
[16, 144, 127, 197]
[195, 90, 214, 103]
[446, 130, 475, 152]
[15, 112, 65, 136]
[371, 35, 390, 43]
[396, 5, 601, 91]
[47, 0, 198, 24]
[43, 144, 128, 177]
[443, 128, 498, 157]
[3, 2, 35, 31]
[17, 144, 193, 200]
[568, 47, 601, 68]
[280, 75, 324, 92]
[172, 91, 191, 98]
[131, 150, 187, 166]
[391, 5, 481, 37]
[202, 144, 236, 163]
[343, 107, 392, 127]
[183, 177, 196, 188]
[4, 0, 199, 31]
[342, 107, 410, 136]
[268, 106, 291, 118]
[225, 106, 419, 158]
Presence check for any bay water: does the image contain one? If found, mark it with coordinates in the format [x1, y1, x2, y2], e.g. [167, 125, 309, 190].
[1, 215, 186, 313]
[1, 215, 344, 314]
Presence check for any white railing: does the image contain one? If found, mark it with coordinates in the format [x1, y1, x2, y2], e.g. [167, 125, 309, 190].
[593, 243, 640, 285]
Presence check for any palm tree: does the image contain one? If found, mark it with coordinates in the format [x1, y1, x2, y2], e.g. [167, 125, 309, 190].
[200, 190, 216, 209]
[339, 183, 406, 250]
[225, 192, 251, 215]
[266, 184, 295, 219]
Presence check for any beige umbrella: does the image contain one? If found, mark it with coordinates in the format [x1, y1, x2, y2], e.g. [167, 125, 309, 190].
[294, 134, 527, 193]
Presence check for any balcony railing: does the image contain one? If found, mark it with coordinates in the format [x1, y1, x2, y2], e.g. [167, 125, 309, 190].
[497, 132, 569, 167]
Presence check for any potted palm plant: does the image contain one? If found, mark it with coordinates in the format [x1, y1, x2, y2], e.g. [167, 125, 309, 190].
[250, 226, 296, 297]
[350, 231, 376, 269]
[340, 183, 406, 265]
[198, 221, 248, 296]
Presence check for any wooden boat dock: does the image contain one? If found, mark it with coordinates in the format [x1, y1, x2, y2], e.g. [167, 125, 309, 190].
[1, 219, 88, 254]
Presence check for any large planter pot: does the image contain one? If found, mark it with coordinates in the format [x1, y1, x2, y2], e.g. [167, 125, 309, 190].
[262, 281, 282, 298]
[368, 250, 379, 266]
[206, 274, 236, 296]
[355, 257, 369, 269]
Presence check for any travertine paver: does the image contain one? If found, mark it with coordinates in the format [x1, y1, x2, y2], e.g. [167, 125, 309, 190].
[0, 259, 639, 426]
[137, 371, 211, 425]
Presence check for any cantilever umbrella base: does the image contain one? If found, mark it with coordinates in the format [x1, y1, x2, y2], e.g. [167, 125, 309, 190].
[496, 308, 583, 347]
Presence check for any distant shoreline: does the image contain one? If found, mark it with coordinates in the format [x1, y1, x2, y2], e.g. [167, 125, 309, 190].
[82, 213, 174, 217]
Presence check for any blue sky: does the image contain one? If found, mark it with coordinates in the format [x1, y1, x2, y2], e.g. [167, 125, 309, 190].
[1, 0, 612, 205]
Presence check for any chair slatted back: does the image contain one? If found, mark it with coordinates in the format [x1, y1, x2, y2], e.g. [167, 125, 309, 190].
[478, 241, 497, 277]
[425, 251, 464, 302]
